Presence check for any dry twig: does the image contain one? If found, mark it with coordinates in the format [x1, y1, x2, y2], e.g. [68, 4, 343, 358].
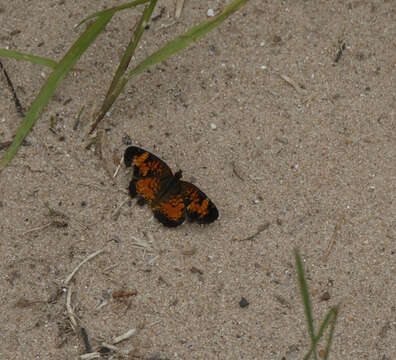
[175, 0, 185, 18]
[113, 329, 137, 344]
[64, 249, 105, 285]
[66, 285, 78, 331]
[323, 214, 345, 263]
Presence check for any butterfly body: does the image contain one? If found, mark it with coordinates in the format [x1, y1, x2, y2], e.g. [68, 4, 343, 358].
[124, 146, 219, 227]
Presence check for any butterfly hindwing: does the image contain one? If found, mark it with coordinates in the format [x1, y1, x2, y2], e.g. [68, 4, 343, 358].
[180, 181, 219, 224]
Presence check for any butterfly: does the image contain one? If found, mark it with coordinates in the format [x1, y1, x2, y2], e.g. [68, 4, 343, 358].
[124, 146, 219, 227]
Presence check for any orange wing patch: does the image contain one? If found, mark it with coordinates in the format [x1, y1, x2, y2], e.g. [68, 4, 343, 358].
[135, 178, 161, 203]
[152, 194, 186, 227]
[133, 152, 167, 177]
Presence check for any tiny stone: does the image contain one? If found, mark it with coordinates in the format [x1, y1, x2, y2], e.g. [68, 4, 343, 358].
[260, 41, 265, 46]
[273, 35, 282, 43]
[210, 123, 217, 130]
[122, 135, 132, 145]
[207, 8, 215, 17]
[239, 297, 249, 308]
[320, 291, 331, 301]
[260, 65, 267, 70]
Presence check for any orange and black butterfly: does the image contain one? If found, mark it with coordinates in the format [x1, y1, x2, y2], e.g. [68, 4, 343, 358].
[124, 146, 219, 227]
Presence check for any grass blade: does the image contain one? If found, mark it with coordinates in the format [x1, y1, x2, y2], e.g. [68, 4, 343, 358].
[295, 249, 316, 341]
[126, 0, 249, 80]
[89, 0, 158, 132]
[0, 12, 114, 170]
[0, 48, 57, 69]
[295, 249, 339, 360]
[91, 0, 249, 131]
[303, 307, 338, 360]
[323, 307, 338, 360]
[77, 0, 150, 27]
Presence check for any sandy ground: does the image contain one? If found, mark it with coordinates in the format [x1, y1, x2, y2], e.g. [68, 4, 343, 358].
[1, 0, 395, 359]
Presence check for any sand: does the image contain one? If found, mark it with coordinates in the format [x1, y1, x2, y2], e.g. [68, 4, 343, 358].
[0, 0, 395, 359]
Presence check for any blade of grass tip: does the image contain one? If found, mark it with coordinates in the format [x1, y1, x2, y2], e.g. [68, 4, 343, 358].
[77, 0, 150, 28]
[295, 249, 316, 340]
[90, 0, 249, 132]
[90, 0, 158, 133]
[0, 48, 57, 69]
[0, 12, 115, 170]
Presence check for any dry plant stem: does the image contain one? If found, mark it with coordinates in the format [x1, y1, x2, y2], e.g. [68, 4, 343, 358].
[21, 222, 52, 235]
[280, 74, 306, 95]
[175, 0, 185, 18]
[111, 198, 129, 221]
[130, 235, 154, 252]
[113, 329, 137, 344]
[80, 353, 100, 360]
[64, 249, 105, 285]
[113, 154, 124, 177]
[323, 214, 345, 263]
[101, 343, 119, 351]
[66, 285, 78, 331]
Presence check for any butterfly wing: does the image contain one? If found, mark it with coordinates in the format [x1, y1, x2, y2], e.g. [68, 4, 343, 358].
[180, 181, 219, 224]
[124, 146, 172, 204]
[151, 184, 186, 227]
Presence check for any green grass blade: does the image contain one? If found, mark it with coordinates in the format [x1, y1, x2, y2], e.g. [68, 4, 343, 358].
[91, 0, 249, 131]
[104, 0, 157, 107]
[0, 48, 57, 69]
[126, 0, 249, 80]
[0, 12, 114, 170]
[295, 249, 316, 341]
[304, 307, 338, 360]
[89, 0, 157, 132]
[323, 307, 338, 360]
[106, 0, 157, 96]
[77, 0, 150, 27]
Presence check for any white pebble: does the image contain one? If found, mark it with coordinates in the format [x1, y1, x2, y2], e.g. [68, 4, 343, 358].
[207, 8, 215, 17]
[210, 123, 217, 130]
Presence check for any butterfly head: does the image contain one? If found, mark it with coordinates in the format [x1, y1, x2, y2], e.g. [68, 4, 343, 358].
[174, 170, 183, 179]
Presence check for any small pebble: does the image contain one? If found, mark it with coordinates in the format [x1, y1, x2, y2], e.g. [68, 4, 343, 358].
[122, 135, 132, 145]
[210, 123, 217, 130]
[320, 291, 331, 302]
[239, 297, 249, 308]
[207, 8, 215, 17]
